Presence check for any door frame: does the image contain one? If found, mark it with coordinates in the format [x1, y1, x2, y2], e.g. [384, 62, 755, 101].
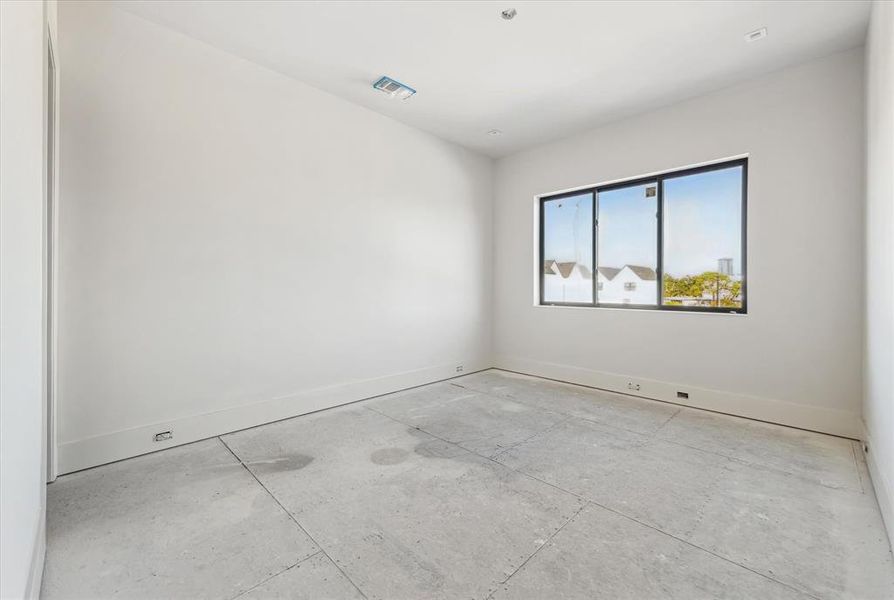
[45, 26, 59, 482]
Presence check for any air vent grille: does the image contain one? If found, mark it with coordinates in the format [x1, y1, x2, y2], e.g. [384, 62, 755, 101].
[373, 76, 416, 100]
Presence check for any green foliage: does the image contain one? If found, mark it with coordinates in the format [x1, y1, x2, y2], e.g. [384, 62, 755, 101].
[663, 272, 741, 308]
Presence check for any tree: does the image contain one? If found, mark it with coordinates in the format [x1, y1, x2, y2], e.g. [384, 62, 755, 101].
[663, 272, 741, 307]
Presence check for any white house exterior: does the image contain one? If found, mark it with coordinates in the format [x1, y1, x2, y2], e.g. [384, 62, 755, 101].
[544, 261, 658, 305]
[543, 260, 592, 303]
[598, 265, 658, 304]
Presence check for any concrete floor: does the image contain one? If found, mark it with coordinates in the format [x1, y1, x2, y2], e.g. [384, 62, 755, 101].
[43, 370, 894, 599]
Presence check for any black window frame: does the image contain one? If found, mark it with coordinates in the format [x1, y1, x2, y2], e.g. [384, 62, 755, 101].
[538, 157, 748, 314]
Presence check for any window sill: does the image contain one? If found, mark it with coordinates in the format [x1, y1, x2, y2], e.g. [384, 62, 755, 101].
[533, 303, 747, 316]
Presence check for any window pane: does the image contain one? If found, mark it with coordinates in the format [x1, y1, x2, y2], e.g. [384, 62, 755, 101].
[662, 165, 744, 309]
[542, 192, 593, 303]
[596, 183, 658, 305]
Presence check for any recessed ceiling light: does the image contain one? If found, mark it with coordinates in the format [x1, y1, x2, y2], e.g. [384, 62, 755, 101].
[487, 129, 503, 136]
[501, 8, 517, 20]
[744, 27, 767, 43]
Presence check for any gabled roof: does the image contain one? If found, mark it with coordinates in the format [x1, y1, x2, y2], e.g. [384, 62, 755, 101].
[625, 265, 658, 281]
[555, 262, 577, 278]
[555, 262, 592, 279]
[597, 266, 622, 281]
[543, 262, 656, 280]
[595, 265, 657, 280]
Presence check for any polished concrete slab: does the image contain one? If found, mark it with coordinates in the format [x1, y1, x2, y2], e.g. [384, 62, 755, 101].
[657, 406, 863, 491]
[496, 417, 730, 536]
[690, 458, 894, 599]
[367, 381, 568, 457]
[497, 409, 894, 599]
[220, 405, 584, 599]
[236, 553, 364, 600]
[43, 369, 894, 599]
[42, 439, 319, 599]
[454, 370, 680, 435]
[490, 505, 809, 600]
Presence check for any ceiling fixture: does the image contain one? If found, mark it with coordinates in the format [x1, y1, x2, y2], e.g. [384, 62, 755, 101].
[372, 76, 416, 100]
[487, 129, 503, 136]
[744, 27, 767, 43]
[501, 8, 517, 20]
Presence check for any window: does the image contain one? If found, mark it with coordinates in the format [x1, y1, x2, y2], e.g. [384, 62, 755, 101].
[540, 192, 594, 304]
[662, 165, 744, 310]
[597, 182, 657, 305]
[539, 158, 747, 313]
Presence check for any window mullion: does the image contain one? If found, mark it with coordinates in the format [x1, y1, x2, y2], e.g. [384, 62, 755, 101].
[592, 190, 598, 307]
[656, 178, 664, 307]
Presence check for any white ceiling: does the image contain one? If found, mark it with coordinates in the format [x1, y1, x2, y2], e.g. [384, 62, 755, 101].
[115, 1, 870, 158]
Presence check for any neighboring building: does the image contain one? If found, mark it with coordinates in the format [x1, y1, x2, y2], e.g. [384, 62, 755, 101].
[543, 261, 657, 304]
[718, 257, 734, 276]
[543, 260, 592, 303]
[598, 264, 657, 304]
[545, 261, 743, 306]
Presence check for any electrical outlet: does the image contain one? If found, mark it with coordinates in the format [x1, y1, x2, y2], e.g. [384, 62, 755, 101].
[455, 365, 464, 373]
[154, 430, 173, 442]
[677, 391, 689, 399]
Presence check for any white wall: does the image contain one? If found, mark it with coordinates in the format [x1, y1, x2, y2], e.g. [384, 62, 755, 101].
[57, 3, 493, 473]
[494, 48, 865, 437]
[864, 0, 894, 543]
[0, 1, 56, 597]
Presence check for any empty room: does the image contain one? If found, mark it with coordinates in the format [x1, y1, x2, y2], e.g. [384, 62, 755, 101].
[2, 0, 894, 598]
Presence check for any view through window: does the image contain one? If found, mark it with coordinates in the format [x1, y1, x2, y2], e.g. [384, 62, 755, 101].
[596, 182, 658, 305]
[541, 192, 593, 304]
[662, 166, 744, 309]
[539, 159, 746, 313]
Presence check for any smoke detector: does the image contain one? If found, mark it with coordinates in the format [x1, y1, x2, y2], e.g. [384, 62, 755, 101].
[501, 8, 517, 20]
[373, 76, 416, 100]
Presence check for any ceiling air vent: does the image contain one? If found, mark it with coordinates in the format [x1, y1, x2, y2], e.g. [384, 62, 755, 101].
[373, 76, 416, 100]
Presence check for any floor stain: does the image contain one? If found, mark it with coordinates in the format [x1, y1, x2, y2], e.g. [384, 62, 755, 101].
[413, 440, 458, 460]
[250, 453, 315, 473]
[371, 447, 409, 465]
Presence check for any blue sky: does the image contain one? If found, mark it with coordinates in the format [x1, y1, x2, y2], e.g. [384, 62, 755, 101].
[543, 165, 742, 276]
[663, 166, 743, 277]
[597, 183, 656, 270]
[543, 193, 592, 267]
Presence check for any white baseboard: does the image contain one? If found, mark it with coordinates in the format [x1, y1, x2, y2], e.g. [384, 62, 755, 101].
[57, 354, 864, 473]
[494, 355, 862, 439]
[24, 506, 45, 600]
[57, 359, 489, 475]
[863, 425, 894, 552]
